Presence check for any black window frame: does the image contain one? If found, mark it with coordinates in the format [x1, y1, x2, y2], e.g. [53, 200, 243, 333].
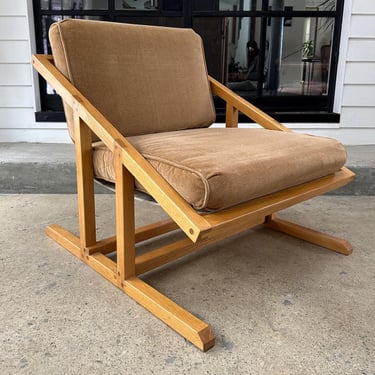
[32, 0, 344, 123]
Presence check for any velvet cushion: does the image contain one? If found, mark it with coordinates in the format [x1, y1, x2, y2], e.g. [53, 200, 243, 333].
[92, 128, 347, 211]
[49, 19, 215, 141]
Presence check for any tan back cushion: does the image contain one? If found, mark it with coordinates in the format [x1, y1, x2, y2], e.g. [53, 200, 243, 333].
[49, 19, 216, 141]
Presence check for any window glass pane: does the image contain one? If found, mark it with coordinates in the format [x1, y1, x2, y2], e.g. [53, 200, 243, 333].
[225, 17, 262, 92]
[194, 14, 334, 98]
[82, 0, 108, 9]
[41, 14, 106, 53]
[277, 0, 336, 11]
[115, 0, 157, 10]
[41, 0, 109, 10]
[115, 16, 183, 27]
[266, 16, 334, 95]
[193, 17, 262, 91]
[193, 17, 231, 83]
[193, 0, 261, 12]
[41, 0, 61, 10]
[42, 15, 61, 54]
[162, 0, 182, 11]
[219, 0, 262, 11]
[194, 0, 336, 12]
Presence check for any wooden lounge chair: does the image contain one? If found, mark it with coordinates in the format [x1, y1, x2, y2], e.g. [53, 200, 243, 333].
[32, 19, 354, 351]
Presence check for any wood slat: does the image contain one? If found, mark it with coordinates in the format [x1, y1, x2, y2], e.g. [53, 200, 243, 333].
[265, 215, 352, 255]
[114, 142, 136, 282]
[89, 253, 117, 283]
[204, 168, 355, 229]
[135, 214, 265, 275]
[46, 224, 82, 259]
[123, 277, 215, 351]
[74, 116, 96, 250]
[135, 219, 179, 243]
[87, 219, 179, 256]
[225, 103, 239, 128]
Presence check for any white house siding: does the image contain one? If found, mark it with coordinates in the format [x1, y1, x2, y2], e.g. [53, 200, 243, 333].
[0, 0, 374, 144]
[337, 0, 375, 142]
[0, 0, 70, 142]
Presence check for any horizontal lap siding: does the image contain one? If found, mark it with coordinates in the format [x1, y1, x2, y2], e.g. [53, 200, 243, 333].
[340, 1, 375, 133]
[342, 86, 375, 107]
[0, 1, 27, 16]
[352, 0, 375, 14]
[340, 107, 375, 128]
[350, 15, 375, 37]
[0, 1, 70, 142]
[344, 62, 375, 84]
[0, 64, 32, 85]
[0, 108, 36, 128]
[0, 17, 29, 40]
[0, 1, 38, 139]
[0, 86, 34, 107]
[0, 107, 68, 129]
[0, 41, 31, 63]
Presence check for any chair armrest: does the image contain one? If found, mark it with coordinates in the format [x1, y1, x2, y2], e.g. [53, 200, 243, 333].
[208, 75, 291, 132]
[32, 54, 211, 242]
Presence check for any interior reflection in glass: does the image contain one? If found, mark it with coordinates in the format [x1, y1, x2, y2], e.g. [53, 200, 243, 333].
[221, 12, 334, 96]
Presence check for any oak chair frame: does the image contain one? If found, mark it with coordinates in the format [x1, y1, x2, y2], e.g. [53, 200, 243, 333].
[32, 54, 354, 351]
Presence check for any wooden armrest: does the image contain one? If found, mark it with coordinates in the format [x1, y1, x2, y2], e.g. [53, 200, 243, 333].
[208, 75, 291, 132]
[32, 54, 211, 242]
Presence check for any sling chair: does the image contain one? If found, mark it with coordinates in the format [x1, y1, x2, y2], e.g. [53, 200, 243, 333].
[32, 19, 354, 351]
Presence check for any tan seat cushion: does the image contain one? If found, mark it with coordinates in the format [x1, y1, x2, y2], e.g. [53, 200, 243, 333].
[93, 128, 347, 211]
[49, 19, 215, 141]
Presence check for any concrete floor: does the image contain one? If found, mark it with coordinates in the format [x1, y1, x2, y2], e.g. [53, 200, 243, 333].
[1, 194, 374, 374]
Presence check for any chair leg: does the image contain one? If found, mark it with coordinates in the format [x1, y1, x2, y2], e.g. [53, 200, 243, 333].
[74, 116, 96, 251]
[45, 116, 97, 260]
[123, 277, 215, 351]
[264, 214, 352, 255]
[46, 224, 215, 350]
[114, 144, 136, 284]
[113, 142, 215, 351]
[46, 126, 215, 350]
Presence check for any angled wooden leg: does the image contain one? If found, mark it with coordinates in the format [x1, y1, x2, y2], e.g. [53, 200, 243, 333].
[46, 116, 96, 260]
[46, 224, 81, 257]
[74, 115, 96, 250]
[265, 214, 352, 255]
[114, 142, 135, 284]
[46, 138, 215, 351]
[45, 224, 215, 350]
[113, 141, 215, 350]
[123, 277, 215, 351]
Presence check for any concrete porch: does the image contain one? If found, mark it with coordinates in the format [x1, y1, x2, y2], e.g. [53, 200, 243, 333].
[0, 143, 374, 374]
